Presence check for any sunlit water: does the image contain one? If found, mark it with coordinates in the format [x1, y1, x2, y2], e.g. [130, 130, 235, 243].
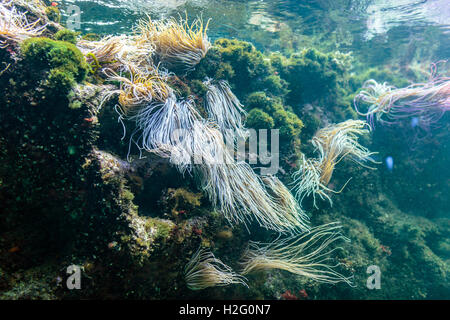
[60, 0, 450, 66]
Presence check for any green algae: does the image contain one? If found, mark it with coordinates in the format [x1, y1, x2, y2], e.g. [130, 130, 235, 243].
[54, 29, 79, 45]
[44, 6, 60, 23]
[21, 37, 88, 96]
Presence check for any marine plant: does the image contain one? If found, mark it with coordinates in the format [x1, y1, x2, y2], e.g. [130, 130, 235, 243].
[193, 38, 278, 97]
[245, 92, 303, 151]
[246, 108, 275, 130]
[20, 37, 88, 96]
[271, 48, 350, 105]
[54, 28, 78, 44]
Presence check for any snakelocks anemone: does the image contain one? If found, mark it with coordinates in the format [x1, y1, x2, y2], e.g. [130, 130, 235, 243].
[0, 1, 46, 48]
[240, 222, 354, 286]
[292, 120, 378, 207]
[184, 247, 248, 290]
[204, 79, 248, 141]
[193, 136, 310, 233]
[354, 63, 450, 129]
[80, 14, 356, 290]
[137, 14, 211, 71]
[129, 93, 200, 160]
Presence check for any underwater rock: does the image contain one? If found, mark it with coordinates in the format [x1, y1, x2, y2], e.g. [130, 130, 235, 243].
[0, 1, 448, 301]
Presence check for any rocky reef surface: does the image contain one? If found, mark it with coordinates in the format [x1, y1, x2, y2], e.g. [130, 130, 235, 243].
[0, 2, 448, 300]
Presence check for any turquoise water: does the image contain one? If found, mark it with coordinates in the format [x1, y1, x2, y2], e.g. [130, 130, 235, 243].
[62, 0, 450, 65]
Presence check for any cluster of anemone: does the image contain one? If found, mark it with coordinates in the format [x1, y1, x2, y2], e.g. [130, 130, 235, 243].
[0, 0, 46, 48]
[9, 7, 356, 290]
[79, 16, 211, 111]
[93, 15, 356, 289]
[78, 35, 156, 75]
[354, 64, 450, 129]
[125, 76, 353, 286]
[124, 86, 309, 234]
[93, 28, 308, 234]
[292, 120, 378, 208]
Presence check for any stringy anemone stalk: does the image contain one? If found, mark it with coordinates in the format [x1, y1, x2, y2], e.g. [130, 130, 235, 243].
[184, 247, 248, 290]
[103, 67, 172, 113]
[137, 14, 211, 71]
[123, 95, 309, 232]
[190, 123, 310, 233]
[0, 0, 46, 48]
[240, 222, 354, 286]
[354, 65, 450, 129]
[292, 120, 378, 207]
[204, 79, 248, 141]
[127, 93, 200, 160]
[78, 35, 156, 75]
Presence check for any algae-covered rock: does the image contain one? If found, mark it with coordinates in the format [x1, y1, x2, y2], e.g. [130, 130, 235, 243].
[246, 109, 275, 130]
[20, 37, 88, 96]
[0, 2, 448, 301]
[246, 92, 303, 151]
[44, 6, 60, 23]
[191, 39, 283, 98]
[273, 48, 349, 105]
[54, 29, 79, 45]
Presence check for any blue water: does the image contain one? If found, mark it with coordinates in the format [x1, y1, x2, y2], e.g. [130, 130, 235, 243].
[61, 0, 450, 66]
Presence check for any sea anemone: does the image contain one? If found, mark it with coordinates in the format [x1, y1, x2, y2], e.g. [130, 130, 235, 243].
[78, 36, 125, 65]
[292, 120, 378, 207]
[193, 130, 310, 233]
[137, 14, 211, 71]
[261, 175, 309, 230]
[204, 79, 248, 141]
[354, 65, 450, 129]
[103, 67, 171, 112]
[240, 222, 354, 286]
[78, 35, 156, 75]
[0, 1, 46, 48]
[184, 247, 247, 290]
[127, 93, 200, 160]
